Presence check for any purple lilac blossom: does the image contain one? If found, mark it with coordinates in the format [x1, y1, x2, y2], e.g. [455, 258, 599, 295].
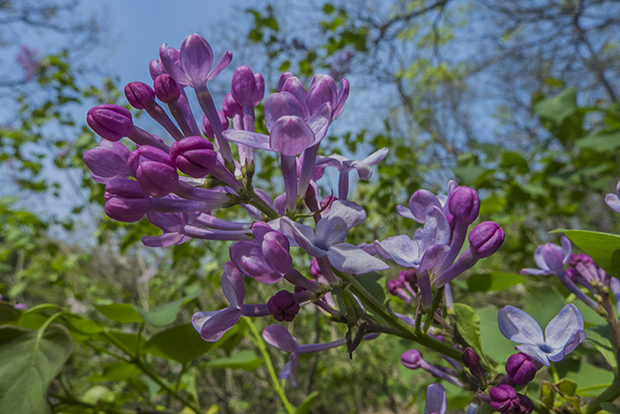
[401, 350, 465, 387]
[424, 383, 447, 414]
[605, 180, 620, 213]
[498, 304, 586, 366]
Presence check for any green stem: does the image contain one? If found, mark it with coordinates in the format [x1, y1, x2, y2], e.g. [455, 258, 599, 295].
[248, 190, 280, 220]
[22, 303, 61, 315]
[333, 269, 463, 361]
[101, 330, 202, 414]
[244, 318, 296, 414]
[583, 380, 620, 414]
[530, 397, 552, 414]
[51, 393, 130, 414]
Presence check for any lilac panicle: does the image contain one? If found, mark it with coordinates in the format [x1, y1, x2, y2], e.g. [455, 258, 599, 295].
[498, 304, 586, 366]
[267, 290, 300, 321]
[170, 136, 217, 178]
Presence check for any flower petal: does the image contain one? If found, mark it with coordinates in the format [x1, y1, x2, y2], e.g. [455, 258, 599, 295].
[142, 233, 189, 247]
[425, 383, 447, 414]
[195, 307, 243, 342]
[374, 235, 421, 267]
[396, 205, 415, 220]
[605, 193, 620, 213]
[307, 102, 333, 145]
[421, 206, 451, 250]
[180, 34, 213, 85]
[560, 236, 572, 265]
[280, 218, 325, 257]
[262, 325, 299, 352]
[269, 116, 315, 156]
[362, 147, 389, 166]
[222, 130, 271, 151]
[418, 244, 450, 274]
[498, 305, 545, 345]
[520, 267, 551, 276]
[548, 329, 586, 363]
[516, 344, 551, 367]
[315, 199, 366, 247]
[264, 92, 304, 131]
[409, 190, 442, 223]
[159, 44, 190, 86]
[544, 304, 584, 350]
[326, 243, 389, 274]
[221, 262, 245, 308]
[533, 244, 550, 271]
[279, 352, 299, 387]
[206, 50, 232, 81]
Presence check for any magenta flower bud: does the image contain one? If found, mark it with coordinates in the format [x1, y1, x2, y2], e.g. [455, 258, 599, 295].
[448, 186, 480, 224]
[124, 81, 155, 110]
[387, 278, 404, 295]
[231, 65, 257, 105]
[506, 353, 538, 385]
[153, 74, 180, 103]
[104, 178, 152, 222]
[462, 347, 485, 381]
[267, 290, 300, 322]
[306, 74, 338, 115]
[252, 72, 265, 105]
[83, 141, 130, 180]
[309, 258, 323, 279]
[469, 221, 504, 258]
[569, 253, 594, 267]
[489, 385, 520, 414]
[262, 231, 292, 275]
[128, 146, 178, 198]
[516, 395, 534, 414]
[86, 104, 133, 141]
[170, 136, 217, 178]
[222, 93, 242, 117]
[14, 303, 28, 310]
[398, 269, 418, 290]
[202, 111, 229, 139]
[400, 349, 423, 370]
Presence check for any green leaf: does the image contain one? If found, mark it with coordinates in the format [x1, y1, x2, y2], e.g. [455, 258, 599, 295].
[500, 152, 529, 174]
[556, 378, 577, 397]
[94, 303, 143, 324]
[453, 304, 489, 365]
[0, 324, 74, 414]
[135, 290, 201, 327]
[534, 88, 577, 125]
[585, 325, 617, 370]
[540, 381, 555, 409]
[477, 306, 515, 363]
[552, 230, 620, 277]
[296, 391, 319, 414]
[523, 286, 565, 328]
[209, 350, 262, 371]
[143, 324, 221, 364]
[576, 130, 620, 151]
[0, 303, 21, 325]
[601, 402, 620, 414]
[88, 362, 137, 382]
[97, 330, 146, 353]
[355, 272, 388, 306]
[466, 272, 525, 292]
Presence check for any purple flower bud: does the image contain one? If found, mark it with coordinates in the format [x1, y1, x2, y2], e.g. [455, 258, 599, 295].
[448, 186, 480, 224]
[124, 81, 155, 110]
[398, 269, 418, 290]
[128, 146, 178, 198]
[262, 231, 292, 275]
[83, 141, 130, 181]
[104, 177, 152, 222]
[170, 136, 217, 178]
[400, 349, 423, 370]
[569, 254, 594, 267]
[489, 385, 520, 414]
[309, 258, 323, 279]
[231, 65, 257, 105]
[462, 347, 485, 382]
[223, 92, 242, 117]
[516, 394, 534, 414]
[387, 278, 404, 296]
[153, 74, 180, 103]
[505, 353, 538, 385]
[252, 72, 265, 105]
[469, 221, 504, 258]
[268, 290, 300, 322]
[278, 72, 295, 91]
[202, 111, 229, 139]
[306, 74, 338, 115]
[87, 104, 133, 141]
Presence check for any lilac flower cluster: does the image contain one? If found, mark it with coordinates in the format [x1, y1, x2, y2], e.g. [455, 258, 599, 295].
[82, 32, 588, 413]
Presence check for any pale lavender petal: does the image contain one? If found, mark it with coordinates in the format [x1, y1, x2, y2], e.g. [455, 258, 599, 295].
[280, 218, 325, 257]
[159, 44, 190, 86]
[516, 344, 551, 367]
[315, 199, 366, 247]
[280, 352, 299, 387]
[425, 383, 447, 414]
[142, 233, 189, 247]
[560, 236, 572, 265]
[270, 116, 315, 156]
[222, 130, 271, 151]
[326, 243, 390, 274]
[544, 304, 584, 350]
[206, 50, 232, 81]
[533, 244, 550, 271]
[221, 262, 245, 308]
[421, 206, 451, 250]
[374, 235, 421, 267]
[307, 102, 333, 145]
[541, 243, 567, 271]
[191, 310, 220, 333]
[196, 307, 243, 342]
[605, 193, 620, 213]
[362, 147, 389, 166]
[396, 205, 415, 220]
[418, 270, 432, 310]
[334, 78, 349, 117]
[280, 76, 309, 118]
[264, 91, 304, 131]
[498, 305, 545, 345]
[314, 154, 347, 170]
[180, 34, 213, 84]
[548, 330, 586, 362]
[262, 325, 298, 352]
[409, 190, 442, 224]
[520, 268, 551, 276]
[348, 160, 373, 180]
[418, 244, 449, 274]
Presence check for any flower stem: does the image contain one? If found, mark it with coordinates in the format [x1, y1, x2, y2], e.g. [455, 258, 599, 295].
[244, 318, 296, 414]
[583, 380, 620, 414]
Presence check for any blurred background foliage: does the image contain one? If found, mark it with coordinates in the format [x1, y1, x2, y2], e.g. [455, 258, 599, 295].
[1, 0, 620, 413]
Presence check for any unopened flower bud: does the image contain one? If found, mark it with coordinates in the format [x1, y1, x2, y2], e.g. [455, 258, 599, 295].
[516, 394, 534, 414]
[104, 177, 152, 222]
[469, 221, 504, 258]
[231, 65, 257, 105]
[489, 385, 520, 414]
[128, 146, 178, 198]
[448, 186, 480, 224]
[222, 92, 242, 117]
[83, 141, 130, 180]
[462, 347, 485, 383]
[87, 104, 133, 141]
[306, 75, 338, 115]
[124, 81, 155, 109]
[400, 349, 423, 370]
[309, 258, 323, 279]
[267, 290, 300, 322]
[170, 136, 217, 178]
[261, 231, 292, 275]
[398, 269, 417, 288]
[506, 353, 538, 385]
[153, 74, 180, 103]
[387, 279, 404, 296]
[202, 111, 229, 139]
